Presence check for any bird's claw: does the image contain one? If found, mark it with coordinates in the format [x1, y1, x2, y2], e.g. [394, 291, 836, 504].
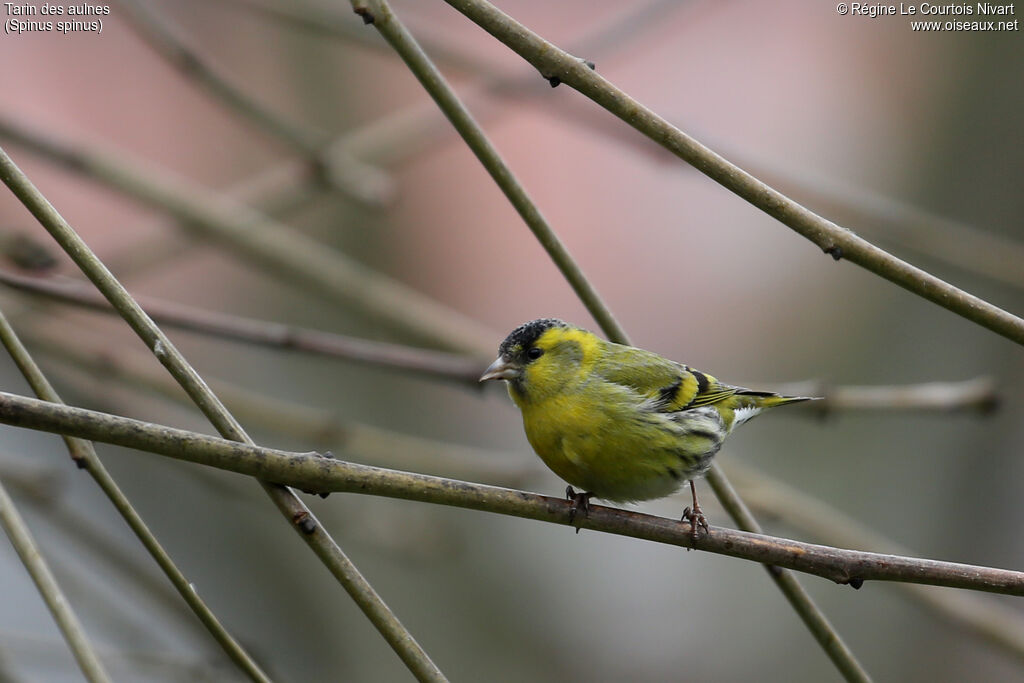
[566, 486, 592, 534]
[682, 504, 709, 543]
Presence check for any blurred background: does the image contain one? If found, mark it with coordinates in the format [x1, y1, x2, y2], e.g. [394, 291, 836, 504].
[0, 0, 1022, 680]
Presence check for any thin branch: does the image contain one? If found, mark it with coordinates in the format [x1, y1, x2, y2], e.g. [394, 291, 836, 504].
[211, 0, 507, 76]
[782, 377, 1000, 416]
[0, 115, 495, 354]
[719, 144, 1024, 292]
[2, 465, 252, 648]
[0, 476, 111, 683]
[253, 0, 1024, 299]
[352, 3, 869, 679]
[355, 0, 628, 344]
[440, 0, 1024, 348]
[335, 0, 691, 168]
[503, 99, 1024, 294]
[0, 270, 484, 384]
[0, 147, 447, 683]
[99, 0, 686, 284]
[25, 326, 537, 487]
[726, 461, 1024, 666]
[1, 391, 1022, 597]
[0, 269, 1003, 418]
[0, 307, 272, 682]
[351, 2, 870, 679]
[704, 468, 869, 682]
[112, 0, 392, 206]
[0, 643, 20, 683]
[0, 630, 241, 682]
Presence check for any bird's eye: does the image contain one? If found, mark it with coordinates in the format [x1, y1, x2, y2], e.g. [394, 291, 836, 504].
[527, 347, 544, 361]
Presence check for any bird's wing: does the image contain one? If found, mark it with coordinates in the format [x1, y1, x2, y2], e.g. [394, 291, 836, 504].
[593, 343, 738, 413]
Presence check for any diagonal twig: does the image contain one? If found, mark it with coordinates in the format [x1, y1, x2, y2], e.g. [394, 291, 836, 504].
[0, 146, 447, 683]
[0, 114, 495, 354]
[0, 476, 111, 683]
[0, 305, 272, 682]
[346, 2, 870, 680]
[112, 0, 392, 206]
[727, 460, 1024, 665]
[352, 0, 628, 348]
[439, 0, 1024, 348]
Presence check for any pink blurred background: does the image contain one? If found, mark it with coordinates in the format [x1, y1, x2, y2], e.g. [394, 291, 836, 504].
[1, 1, 1022, 680]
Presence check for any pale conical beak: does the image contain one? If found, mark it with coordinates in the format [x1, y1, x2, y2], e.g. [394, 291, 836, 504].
[479, 356, 521, 382]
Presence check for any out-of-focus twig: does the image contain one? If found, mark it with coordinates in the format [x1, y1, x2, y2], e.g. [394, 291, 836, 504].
[0, 269, 1003, 419]
[3, 390, 1024, 599]
[24, 324, 535, 488]
[727, 146, 1024, 292]
[0, 476, 111, 683]
[496, 98, 1024, 294]
[350, 4, 869, 681]
[726, 461, 1024, 666]
[105, 0, 690, 282]
[0, 305, 272, 682]
[0, 146, 447, 683]
[0, 630, 242, 682]
[211, 0, 506, 75]
[27, 325, 536, 485]
[355, 0, 627, 345]
[3, 465, 228, 637]
[0, 116, 496, 354]
[0, 269, 485, 384]
[779, 377, 1000, 416]
[112, 0, 392, 206]
[705, 467, 870, 682]
[440, 0, 1024, 347]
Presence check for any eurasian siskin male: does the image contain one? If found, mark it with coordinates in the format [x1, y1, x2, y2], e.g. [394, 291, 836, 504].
[480, 319, 814, 537]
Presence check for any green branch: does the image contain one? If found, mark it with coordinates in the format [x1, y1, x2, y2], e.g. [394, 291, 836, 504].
[726, 461, 1024, 665]
[0, 269, 484, 384]
[354, 0, 628, 344]
[0, 306, 272, 682]
[349, 3, 869, 680]
[0, 115, 495, 354]
[0, 390, 1022, 597]
[0, 476, 111, 682]
[440, 0, 1024, 348]
[112, 0, 391, 205]
[0, 146, 446, 683]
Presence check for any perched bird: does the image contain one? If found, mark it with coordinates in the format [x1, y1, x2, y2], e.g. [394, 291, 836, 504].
[480, 319, 814, 538]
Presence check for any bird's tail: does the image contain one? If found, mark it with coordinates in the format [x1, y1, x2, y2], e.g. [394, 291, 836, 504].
[753, 394, 818, 409]
[728, 391, 817, 428]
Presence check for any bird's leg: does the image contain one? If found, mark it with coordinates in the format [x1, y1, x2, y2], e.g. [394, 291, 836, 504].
[566, 486, 592, 534]
[681, 480, 709, 541]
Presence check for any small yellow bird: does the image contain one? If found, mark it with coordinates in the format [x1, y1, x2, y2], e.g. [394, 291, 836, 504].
[480, 319, 814, 537]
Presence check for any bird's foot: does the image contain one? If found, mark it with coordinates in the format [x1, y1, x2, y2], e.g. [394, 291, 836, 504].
[681, 504, 709, 542]
[566, 486, 592, 534]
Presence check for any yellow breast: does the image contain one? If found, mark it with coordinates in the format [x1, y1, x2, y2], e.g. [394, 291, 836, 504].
[517, 384, 693, 502]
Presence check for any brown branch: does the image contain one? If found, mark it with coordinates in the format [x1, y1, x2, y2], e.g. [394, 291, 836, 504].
[0, 145, 446, 682]
[439, 0, 1024, 347]
[782, 377, 1000, 416]
[0, 390, 1021, 597]
[0, 270, 484, 384]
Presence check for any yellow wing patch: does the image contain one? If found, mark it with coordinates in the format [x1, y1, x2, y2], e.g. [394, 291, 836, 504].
[656, 368, 737, 412]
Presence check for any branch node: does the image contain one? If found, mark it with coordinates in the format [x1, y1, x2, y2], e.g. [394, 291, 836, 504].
[353, 5, 375, 24]
[824, 245, 844, 261]
[292, 510, 318, 534]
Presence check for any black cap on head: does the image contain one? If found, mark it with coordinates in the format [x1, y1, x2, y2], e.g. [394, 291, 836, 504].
[498, 318, 568, 357]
